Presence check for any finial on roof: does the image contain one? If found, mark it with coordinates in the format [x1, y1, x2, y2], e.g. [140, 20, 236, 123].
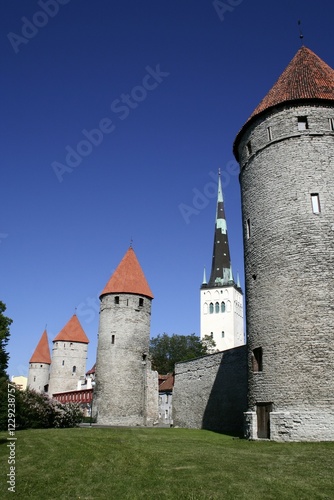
[130, 237, 133, 248]
[218, 167, 221, 177]
[202, 267, 207, 285]
[298, 20, 304, 42]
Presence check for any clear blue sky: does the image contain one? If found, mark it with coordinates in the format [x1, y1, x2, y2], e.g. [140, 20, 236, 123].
[2, 0, 334, 378]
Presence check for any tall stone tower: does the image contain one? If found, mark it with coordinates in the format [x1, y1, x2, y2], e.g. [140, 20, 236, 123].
[94, 246, 158, 426]
[27, 329, 51, 393]
[48, 314, 89, 397]
[234, 46, 334, 441]
[200, 171, 244, 351]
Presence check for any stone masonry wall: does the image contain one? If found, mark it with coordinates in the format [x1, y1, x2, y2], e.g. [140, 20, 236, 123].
[94, 293, 158, 426]
[48, 341, 88, 396]
[237, 104, 334, 440]
[173, 346, 247, 435]
[27, 363, 50, 393]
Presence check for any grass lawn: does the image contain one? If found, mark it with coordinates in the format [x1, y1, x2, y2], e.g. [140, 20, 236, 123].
[0, 427, 333, 499]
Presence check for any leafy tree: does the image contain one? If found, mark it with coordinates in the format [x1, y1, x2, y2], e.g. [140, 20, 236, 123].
[0, 301, 12, 377]
[149, 333, 216, 374]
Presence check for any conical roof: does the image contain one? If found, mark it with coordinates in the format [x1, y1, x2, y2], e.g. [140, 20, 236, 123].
[234, 46, 334, 157]
[250, 46, 334, 119]
[100, 247, 154, 299]
[53, 314, 89, 344]
[29, 330, 51, 364]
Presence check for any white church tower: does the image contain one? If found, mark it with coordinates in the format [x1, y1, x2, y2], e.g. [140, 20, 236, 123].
[200, 171, 244, 351]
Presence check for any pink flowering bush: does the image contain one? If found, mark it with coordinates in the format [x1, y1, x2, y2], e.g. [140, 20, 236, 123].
[15, 388, 83, 430]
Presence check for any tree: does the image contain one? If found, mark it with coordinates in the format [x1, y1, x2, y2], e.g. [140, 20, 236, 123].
[0, 301, 12, 378]
[149, 333, 216, 374]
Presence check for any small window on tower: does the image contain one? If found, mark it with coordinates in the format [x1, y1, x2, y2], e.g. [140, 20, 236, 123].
[329, 118, 334, 131]
[209, 303, 214, 314]
[72, 366, 76, 374]
[311, 193, 321, 214]
[252, 347, 263, 372]
[62, 360, 65, 366]
[247, 141, 252, 155]
[210, 332, 213, 338]
[221, 331, 225, 338]
[221, 302, 226, 313]
[114, 296, 119, 305]
[215, 302, 220, 313]
[111, 335, 115, 345]
[297, 116, 308, 130]
[267, 126, 273, 141]
[139, 298, 144, 307]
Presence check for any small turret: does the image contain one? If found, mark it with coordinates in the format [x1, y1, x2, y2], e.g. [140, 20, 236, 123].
[27, 329, 51, 393]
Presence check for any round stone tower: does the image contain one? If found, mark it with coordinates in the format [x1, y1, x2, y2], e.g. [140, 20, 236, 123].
[234, 46, 334, 441]
[28, 329, 51, 393]
[48, 314, 89, 397]
[94, 246, 156, 426]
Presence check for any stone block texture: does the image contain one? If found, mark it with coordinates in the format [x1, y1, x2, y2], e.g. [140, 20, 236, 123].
[237, 104, 334, 441]
[173, 346, 247, 435]
[28, 363, 50, 393]
[48, 341, 88, 396]
[94, 293, 158, 426]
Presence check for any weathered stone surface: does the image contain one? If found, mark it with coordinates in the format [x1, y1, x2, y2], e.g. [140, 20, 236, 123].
[48, 341, 88, 396]
[237, 104, 334, 441]
[173, 347, 247, 435]
[94, 293, 158, 426]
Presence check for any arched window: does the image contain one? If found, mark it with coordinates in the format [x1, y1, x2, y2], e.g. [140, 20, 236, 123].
[221, 301, 226, 313]
[215, 302, 220, 313]
[209, 302, 214, 314]
[203, 303, 208, 314]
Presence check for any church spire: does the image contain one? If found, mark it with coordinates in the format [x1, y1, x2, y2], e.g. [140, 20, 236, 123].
[207, 170, 233, 287]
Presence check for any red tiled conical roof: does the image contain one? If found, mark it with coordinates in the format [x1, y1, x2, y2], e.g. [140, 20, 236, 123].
[234, 46, 334, 158]
[250, 46, 334, 119]
[53, 315, 89, 344]
[100, 247, 154, 299]
[29, 330, 51, 364]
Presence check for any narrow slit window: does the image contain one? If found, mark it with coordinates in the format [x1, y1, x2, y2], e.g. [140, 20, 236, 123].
[297, 116, 308, 130]
[311, 193, 321, 214]
[72, 366, 76, 374]
[246, 218, 251, 239]
[267, 126, 273, 141]
[114, 296, 119, 304]
[111, 335, 115, 345]
[252, 347, 263, 372]
[329, 118, 334, 131]
[247, 141, 252, 155]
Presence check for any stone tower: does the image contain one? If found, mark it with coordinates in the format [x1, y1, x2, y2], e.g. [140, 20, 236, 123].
[27, 329, 51, 393]
[48, 314, 89, 397]
[234, 46, 334, 441]
[94, 247, 158, 426]
[200, 171, 244, 351]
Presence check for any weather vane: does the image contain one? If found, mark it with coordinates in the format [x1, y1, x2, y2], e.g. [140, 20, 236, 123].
[298, 20, 304, 42]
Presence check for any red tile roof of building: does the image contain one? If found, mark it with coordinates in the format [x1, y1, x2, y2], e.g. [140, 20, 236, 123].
[234, 46, 334, 157]
[100, 247, 154, 299]
[158, 373, 174, 391]
[250, 46, 334, 119]
[86, 363, 96, 375]
[29, 330, 51, 364]
[53, 314, 89, 344]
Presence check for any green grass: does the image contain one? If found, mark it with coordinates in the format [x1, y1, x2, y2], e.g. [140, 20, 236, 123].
[1, 428, 333, 499]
